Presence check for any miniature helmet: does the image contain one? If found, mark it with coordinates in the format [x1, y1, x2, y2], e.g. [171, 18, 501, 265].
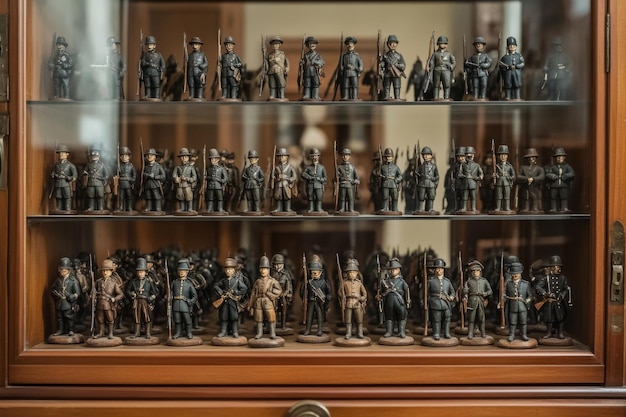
[136, 258, 147, 271]
[467, 260, 484, 271]
[506, 36, 517, 46]
[387, 257, 402, 269]
[473, 36, 486, 45]
[344, 260, 359, 272]
[421, 146, 433, 155]
[208, 148, 221, 158]
[177, 259, 190, 271]
[227, 152, 236, 160]
[145, 35, 157, 45]
[496, 145, 509, 155]
[437, 35, 449, 45]
[344, 36, 358, 45]
[547, 255, 563, 266]
[553, 147, 567, 157]
[89, 144, 101, 156]
[276, 147, 290, 157]
[340, 148, 352, 155]
[188, 36, 203, 45]
[524, 148, 539, 158]
[99, 259, 115, 271]
[305, 36, 319, 45]
[383, 148, 394, 157]
[386, 35, 399, 45]
[58, 257, 73, 269]
[269, 36, 284, 45]
[55, 144, 70, 153]
[505, 255, 520, 267]
[55, 36, 68, 47]
[224, 257, 238, 268]
[247, 149, 259, 158]
[259, 256, 271, 269]
[119, 146, 132, 156]
[309, 261, 323, 271]
[465, 146, 476, 155]
[177, 148, 192, 157]
[509, 262, 524, 274]
[144, 148, 158, 156]
[223, 36, 235, 45]
[455, 147, 467, 156]
[433, 258, 446, 268]
[107, 36, 120, 46]
[309, 148, 321, 156]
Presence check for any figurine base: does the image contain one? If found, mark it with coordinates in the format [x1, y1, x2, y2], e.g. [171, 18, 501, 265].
[334, 326, 369, 336]
[518, 209, 543, 215]
[460, 335, 495, 346]
[49, 97, 72, 102]
[166, 336, 203, 346]
[538, 336, 573, 346]
[142, 210, 166, 216]
[301, 97, 323, 102]
[86, 336, 123, 347]
[140, 97, 162, 102]
[201, 210, 229, 216]
[489, 209, 515, 215]
[82, 209, 110, 215]
[421, 336, 460, 347]
[494, 326, 510, 336]
[270, 210, 297, 216]
[432, 98, 453, 102]
[296, 334, 331, 343]
[267, 97, 289, 102]
[333, 210, 359, 216]
[185, 97, 205, 102]
[340, 98, 362, 102]
[496, 338, 538, 349]
[47, 333, 85, 344]
[382, 98, 405, 102]
[275, 327, 295, 336]
[378, 335, 415, 346]
[49, 209, 78, 215]
[211, 335, 248, 346]
[412, 210, 440, 216]
[112, 210, 138, 216]
[375, 210, 403, 216]
[191, 326, 209, 335]
[454, 209, 480, 215]
[240, 210, 265, 216]
[302, 211, 328, 216]
[124, 335, 161, 346]
[247, 336, 285, 348]
[334, 337, 371, 347]
[218, 97, 242, 102]
[173, 210, 198, 216]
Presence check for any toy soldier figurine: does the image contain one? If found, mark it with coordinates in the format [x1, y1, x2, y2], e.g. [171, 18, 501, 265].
[423, 258, 457, 345]
[428, 35, 456, 100]
[140, 35, 166, 100]
[82, 145, 110, 214]
[240, 149, 265, 214]
[498, 36, 525, 100]
[125, 257, 159, 344]
[272, 254, 294, 334]
[88, 259, 124, 346]
[186, 36, 208, 100]
[406, 56, 425, 101]
[543, 37, 571, 101]
[452, 147, 469, 213]
[141, 148, 166, 215]
[168, 259, 202, 345]
[48, 35, 74, 100]
[491, 145, 515, 214]
[536, 256, 572, 345]
[300, 36, 325, 100]
[498, 262, 537, 348]
[50, 144, 78, 214]
[300, 261, 332, 342]
[380, 35, 406, 101]
[335, 148, 360, 215]
[464, 146, 483, 213]
[516, 147, 545, 213]
[378, 258, 413, 345]
[212, 257, 248, 346]
[415, 146, 440, 214]
[461, 260, 494, 345]
[48, 257, 83, 344]
[91, 37, 126, 100]
[114, 147, 137, 214]
[464, 36, 492, 100]
[248, 256, 284, 347]
[376, 147, 403, 215]
[266, 36, 289, 101]
[203, 148, 228, 214]
[336, 259, 369, 346]
[271, 147, 298, 215]
[172, 148, 198, 215]
[545, 147, 575, 213]
[301, 148, 328, 215]
[340, 36, 363, 101]
[219, 36, 243, 101]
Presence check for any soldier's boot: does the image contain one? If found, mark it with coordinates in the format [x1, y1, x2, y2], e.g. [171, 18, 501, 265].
[97, 197, 105, 211]
[495, 199, 502, 211]
[206, 200, 213, 212]
[145, 323, 152, 339]
[312, 87, 319, 99]
[316, 200, 323, 212]
[133, 322, 141, 338]
[504, 89, 511, 100]
[342, 88, 349, 100]
[348, 199, 354, 212]
[186, 326, 194, 339]
[95, 323, 105, 339]
[417, 200, 426, 212]
[307, 200, 314, 212]
[383, 320, 394, 338]
[154, 199, 162, 213]
[470, 199, 477, 212]
[507, 325, 516, 342]
[269, 87, 277, 99]
[514, 88, 521, 99]
[357, 324, 365, 339]
[281, 311, 287, 330]
[192, 314, 200, 329]
[254, 322, 263, 339]
[458, 199, 468, 212]
[467, 323, 474, 340]
[107, 322, 115, 339]
[317, 320, 324, 337]
[479, 87, 487, 99]
[344, 323, 352, 340]
[391, 199, 398, 212]
[284, 200, 292, 212]
[269, 322, 277, 339]
[444, 87, 451, 99]
[303, 87, 311, 99]
[172, 323, 182, 339]
[558, 322, 565, 339]
[351, 88, 358, 99]
[544, 323, 553, 339]
[232, 321, 240, 338]
[504, 199, 511, 212]
[521, 325, 529, 341]
[216, 199, 224, 212]
[394, 87, 401, 100]
[433, 321, 441, 340]
[231, 87, 239, 98]
[218, 322, 228, 338]
[550, 199, 558, 212]
[197, 87, 205, 99]
[443, 320, 451, 339]
[53, 320, 64, 336]
[399, 319, 407, 338]
[530, 200, 539, 212]
[154, 88, 161, 98]
[560, 199, 569, 212]
[67, 321, 75, 337]
[480, 322, 486, 338]
[433, 87, 440, 99]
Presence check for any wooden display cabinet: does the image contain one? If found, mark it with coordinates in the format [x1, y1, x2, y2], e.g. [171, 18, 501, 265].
[2, 0, 626, 416]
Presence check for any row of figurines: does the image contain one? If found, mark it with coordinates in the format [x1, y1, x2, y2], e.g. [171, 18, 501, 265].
[48, 31, 571, 102]
[48, 251, 572, 349]
[49, 143, 575, 216]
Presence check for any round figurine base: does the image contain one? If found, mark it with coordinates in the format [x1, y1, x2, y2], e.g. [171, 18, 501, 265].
[496, 338, 538, 349]
[538, 336, 573, 346]
[528, 323, 547, 333]
[340, 98, 362, 102]
[333, 210, 359, 216]
[173, 210, 198, 216]
[185, 97, 205, 102]
[489, 209, 515, 215]
[247, 336, 285, 348]
[382, 98, 405, 102]
[211, 335, 248, 346]
[412, 210, 440, 216]
[334, 326, 369, 336]
[86, 336, 123, 347]
[301, 97, 322, 102]
[47, 333, 85, 344]
[421, 336, 460, 347]
[217, 97, 242, 102]
[460, 335, 495, 346]
[124, 335, 160, 346]
[82, 209, 110, 215]
[191, 326, 209, 335]
[240, 210, 265, 216]
[375, 210, 403, 216]
[112, 210, 138, 216]
[454, 210, 480, 215]
[140, 97, 162, 102]
[275, 327, 295, 336]
[270, 210, 297, 216]
[494, 326, 510, 336]
[378, 335, 415, 346]
[49, 97, 72, 102]
[49, 209, 78, 215]
[302, 211, 328, 216]
[432, 98, 453, 102]
[267, 98, 289, 102]
[113, 325, 129, 335]
[334, 337, 371, 347]
[297, 334, 331, 343]
[142, 210, 166, 216]
[454, 326, 470, 335]
[201, 210, 229, 216]
[469, 97, 488, 102]
[166, 336, 204, 347]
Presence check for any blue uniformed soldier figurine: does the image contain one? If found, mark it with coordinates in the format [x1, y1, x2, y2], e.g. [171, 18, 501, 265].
[545, 147, 575, 213]
[516, 147, 545, 213]
[203, 148, 228, 214]
[427, 258, 456, 340]
[300, 36, 325, 100]
[416, 146, 440, 213]
[82, 144, 110, 213]
[302, 261, 332, 337]
[504, 262, 533, 342]
[535, 256, 571, 340]
[428, 35, 456, 100]
[498, 36, 525, 100]
[335, 148, 360, 214]
[141, 148, 166, 214]
[172, 148, 198, 214]
[126, 257, 159, 339]
[48, 36, 74, 100]
[186, 36, 208, 100]
[379, 258, 411, 339]
[241, 149, 265, 213]
[376, 148, 403, 214]
[464, 36, 492, 100]
[491, 145, 515, 213]
[340, 36, 363, 101]
[213, 257, 248, 338]
[543, 37, 571, 101]
[171, 259, 198, 339]
[380, 35, 406, 101]
[301, 148, 328, 214]
[115, 147, 137, 213]
[462, 260, 493, 339]
[50, 257, 81, 337]
[50, 144, 78, 213]
[219, 36, 243, 100]
[140, 35, 166, 100]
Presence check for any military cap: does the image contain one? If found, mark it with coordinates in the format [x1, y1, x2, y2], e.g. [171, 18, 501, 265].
[247, 149, 259, 158]
[473, 36, 486, 45]
[383, 148, 394, 157]
[509, 262, 524, 274]
[309, 148, 321, 156]
[188, 36, 203, 45]
[269, 36, 284, 45]
[344, 36, 358, 45]
[99, 259, 115, 271]
[56, 36, 68, 46]
[208, 148, 221, 158]
[177, 148, 192, 157]
[496, 145, 509, 154]
[547, 255, 563, 266]
[421, 146, 433, 155]
[344, 260, 359, 272]
[386, 35, 399, 44]
[259, 256, 271, 269]
[455, 147, 467, 156]
[465, 146, 476, 154]
[309, 261, 323, 271]
[524, 148, 539, 158]
[56, 144, 70, 153]
[119, 146, 132, 156]
[340, 148, 352, 155]
[224, 36, 235, 45]
[433, 258, 446, 268]
[276, 147, 289, 157]
[144, 35, 157, 45]
[271, 254, 285, 264]
[553, 147, 567, 157]
[467, 260, 484, 271]
[144, 148, 158, 156]
[386, 257, 402, 269]
[224, 257, 238, 268]
[506, 36, 517, 46]
[58, 257, 73, 269]
[135, 258, 147, 271]
[305, 36, 319, 45]
[437, 35, 449, 44]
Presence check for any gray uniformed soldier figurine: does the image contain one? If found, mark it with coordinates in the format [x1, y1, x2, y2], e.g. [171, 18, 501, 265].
[301, 148, 328, 215]
[141, 148, 166, 214]
[545, 147, 575, 213]
[464, 146, 483, 213]
[241, 149, 265, 214]
[427, 258, 456, 340]
[266, 36, 290, 101]
[272, 254, 294, 333]
[171, 259, 198, 340]
[114, 147, 137, 214]
[125, 257, 159, 341]
[428, 35, 456, 100]
[498, 36, 525, 100]
[219, 36, 243, 101]
[502, 262, 535, 345]
[213, 257, 248, 342]
[516, 148, 544, 213]
[379, 258, 412, 343]
[186, 36, 209, 100]
[335, 148, 360, 215]
[452, 147, 469, 213]
[491, 145, 515, 213]
[415, 146, 440, 214]
[301, 261, 332, 339]
[543, 37, 571, 101]
[462, 260, 493, 340]
[464, 36, 492, 100]
[376, 148, 403, 214]
[300, 36, 325, 100]
[340, 36, 363, 101]
[271, 147, 298, 215]
[380, 35, 406, 101]
[535, 256, 571, 341]
[82, 145, 110, 214]
[172, 148, 198, 215]
[140, 35, 166, 100]
[203, 148, 228, 214]
[48, 36, 74, 100]
[50, 144, 78, 214]
[50, 257, 81, 339]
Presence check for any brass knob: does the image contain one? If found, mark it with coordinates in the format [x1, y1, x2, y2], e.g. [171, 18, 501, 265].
[286, 400, 331, 417]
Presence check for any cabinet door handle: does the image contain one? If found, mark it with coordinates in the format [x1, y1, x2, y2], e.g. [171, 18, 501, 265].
[611, 251, 623, 303]
[286, 401, 331, 417]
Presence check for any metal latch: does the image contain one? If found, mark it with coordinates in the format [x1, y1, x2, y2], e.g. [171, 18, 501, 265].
[611, 250, 623, 303]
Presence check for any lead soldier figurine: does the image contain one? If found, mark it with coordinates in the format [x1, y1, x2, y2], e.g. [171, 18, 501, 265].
[203, 148, 228, 215]
[50, 144, 78, 214]
[545, 147, 575, 213]
[536, 256, 572, 345]
[82, 145, 110, 214]
[48, 36, 74, 100]
[301, 148, 328, 215]
[452, 147, 469, 213]
[335, 259, 370, 346]
[491, 145, 515, 214]
[415, 146, 440, 214]
[498, 36, 525, 100]
[464, 146, 483, 213]
[48, 257, 83, 344]
[422, 258, 458, 346]
[168, 259, 202, 346]
[125, 257, 159, 344]
[380, 35, 406, 101]
[172, 148, 198, 215]
[186, 36, 208, 100]
[140, 35, 166, 100]
[240, 149, 265, 214]
[378, 258, 413, 345]
[498, 262, 537, 348]
[141, 148, 166, 215]
[87, 259, 124, 347]
[212, 257, 248, 346]
[543, 37, 571, 101]
[114, 147, 137, 214]
[299, 260, 332, 343]
[461, 260, 494, 345]
[248, 256, 284, 347]
[219, 36, 243, 101]
[464, 36, 492, 100]
[335, 148, 360, 215]
[428, 35, 456, 101]
[271, 147, 298, 215]
[300, 36, 325, 100]
[272, 254, 294, 335]
[340, 36, 363, 101]
[375, 148, 403, 215]
[266, 36, 290, 101]
[516, 147, 544, 213]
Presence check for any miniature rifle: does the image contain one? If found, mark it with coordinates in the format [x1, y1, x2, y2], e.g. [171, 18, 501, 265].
[139, 137, 145, 196]
[422, 251, 428, 336]
[297, 33, 306, 94]
[336, 254, 346, 324]
[413, 142, 420, 200]
[491, 139, 497, 186]
[216, 29, 222, 92]
[423, 31, 435, 93]
[375, 30, 383, 95]
[376, 254, 384, 325]
[497, 32, 503, 95]
[269, 145, 276, 209]
[259, 35, 268, 96]
[498, 252, 505, 329]
[262, 156, 271, 212]
[333, 140, 339, 211]
[330, 32, 343, 101]
[458, 251, 466, 330]
[89, 254, 96, 338]
[198, 145, 207, 211]
[302, 253, 308, 325]
[183, 32, 188, 93]
[236, 152, 247, 210]
[165, 258, 172, 340]
[48, 140, 57, 199]
[114, 142, 120, 211]
[49, 32, 57, 80]
[514, 144, 520, 210]
[462, 34, 468, 94]
[136, 29, 143, 97]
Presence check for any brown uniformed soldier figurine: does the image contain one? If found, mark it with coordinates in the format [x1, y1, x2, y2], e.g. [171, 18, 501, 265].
[125, 257, 159, 344]
[91, 259, 124, 342]
[271, 147, 298, 215]
[49, 144, 78, 214]
[339, 259, 368, 343]
[48, 257, 83, 344]
[172, 148, 198, 215]
[248, 256, 284, 346]
[265, 36, 290, 101]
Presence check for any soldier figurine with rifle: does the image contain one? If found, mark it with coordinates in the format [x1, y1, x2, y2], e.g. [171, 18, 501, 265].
[219, 34, 243, 101]
[298, 260, 332, 342]
[535, 255, 572, 345]
[124, 257, 159, 345]
[139, 34, 165, 100]
[48, 35, 74, 100]
[271, 147, 297, 215]
[464, 36, 492, 100]
[378, 257, 413, 345]
[49, 144, 78, 214]
[375, 147, 403, 214]
[427, 34, 456, 101]
[114, 146, 137, 215]
[202, 148, 228, 215]
[212, 257, 248, 346]
[301, 148, 328, 215]
[299, 36, 325, 101]
[490, 144, 516, 214]
[239, 149, 264, 214]
[48, 257, 83, 344]
[422, 258, 458, 346]
[414, 145, 440, 214]
[461, 260, 494, 345]
[82, 144, 110, 214]
[380, 34, 406, 101]
[172, 148, 198, 215]
[334, 146, 360, 215]
[87, 259, 124, 347]
[167, 259, 202, 346]
[141, 147, 166, 215]
[185, 35, 208, 100]
[497, 262, 537, 348]
[498, 36, 525, 100]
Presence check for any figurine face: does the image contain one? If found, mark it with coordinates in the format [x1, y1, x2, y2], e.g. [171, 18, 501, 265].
[191, 43, 201, 51]
[346, 41, 356, 51]
[272, 42, 281, 51]
[465, 153, 474, 161]
[388, 41, 398, 51]
[435, 267, 444, 277]
[423, 154, 433, 162]
[390, 267, 400, 276]
[438, 43, 448, 50]
[273, 263, 283, 272]
[91, 152, 100, 161]
[511, 273, 521, 281]
[225, 267, 235, 277]
[508, 44, 517, 53]
[225, 43, 235, 52]
[259, 267, 270, 278]
[279, 155, 288, 164]
[471, 269, 481, 278]
[180, 155, 190, 164]
[58, 151, 69, 161]
[102, 269, 112, 278]
[550, 265, 561, 274]
[178, 269, 188, 279]
[527, 156, 537, 164]
[147, 42, 156, 51]
[59, 267, 71, 277]
[348, 270, 359, 279]
[342, 154, 351, 163]
[456, 155, 466, 163]
[385, 155, 393, 163]
[311, 270, 321, 279]
[310, 154, 319, 163]
[474, 42, 485, 52]
[121, 154, 130, 163]
[249, 157, 259, 165]
[499, 153, 508, 162]
[56, 43, 65, 52]
[147, 261, 154, 270]
[137, 270, 147, 279]
[308, 43, 317, 52]
[555, 155, 566, 163]
[147, 154, 156, 163]
[210, 157, 220, 166]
